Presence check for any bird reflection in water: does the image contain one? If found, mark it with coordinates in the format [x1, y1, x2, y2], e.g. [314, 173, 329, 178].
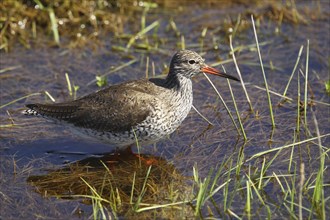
[27, 152, 193, 218]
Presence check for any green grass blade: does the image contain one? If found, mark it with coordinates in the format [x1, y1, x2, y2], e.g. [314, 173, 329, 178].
[1, 93, 41, 109]
[229, 34, 253, 112]
[251, 15, 275, 128]
[227, 77, 247, 140]
[48, 8, 60, 45]
[126, 20, 159, 49]
[303, 40, 309, 129]
[282, 45, 304, 98]
[192, 105, 213, 125]
[202, 72, 240, 135]
[87, 59, 138, 86]
[247, 134, 330, 160]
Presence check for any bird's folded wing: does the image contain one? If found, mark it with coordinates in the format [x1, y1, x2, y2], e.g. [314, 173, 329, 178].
[26, 85, 156, 133]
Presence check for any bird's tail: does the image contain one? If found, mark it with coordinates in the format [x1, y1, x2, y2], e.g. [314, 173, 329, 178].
[22, 104, 40, 116]
[23, 103, 79, 120]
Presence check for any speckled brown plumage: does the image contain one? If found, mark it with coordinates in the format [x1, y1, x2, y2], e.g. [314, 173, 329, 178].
[24, 50, 239, 149]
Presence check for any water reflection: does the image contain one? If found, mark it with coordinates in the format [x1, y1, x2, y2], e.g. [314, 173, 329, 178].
[27, 152, 193, 218]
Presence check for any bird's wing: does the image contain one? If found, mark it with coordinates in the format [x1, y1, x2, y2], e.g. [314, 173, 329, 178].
[26, 80, 159, 133]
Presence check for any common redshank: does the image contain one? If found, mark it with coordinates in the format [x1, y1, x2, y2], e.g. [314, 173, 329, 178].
[24, 50, 239, 150]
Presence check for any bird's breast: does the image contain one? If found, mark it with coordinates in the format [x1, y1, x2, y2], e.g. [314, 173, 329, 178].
[156, 81, 193, 131]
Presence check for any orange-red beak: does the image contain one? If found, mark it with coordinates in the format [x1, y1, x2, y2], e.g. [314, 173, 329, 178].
[202, 66, 240, 82]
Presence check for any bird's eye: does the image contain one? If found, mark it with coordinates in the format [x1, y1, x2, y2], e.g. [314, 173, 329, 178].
[188, 59, 196, 64]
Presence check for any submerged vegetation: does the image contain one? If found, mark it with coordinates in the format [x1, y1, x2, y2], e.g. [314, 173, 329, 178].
[0, 0, 329, 219]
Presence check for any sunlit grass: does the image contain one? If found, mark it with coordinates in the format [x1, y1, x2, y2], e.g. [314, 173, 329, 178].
[65, 73, 80, 100]
[34, 0, 60, 45]
[229, 34, 253, 114]
[80, 177, 115, 220]
[126, 20, 160, 49]
[7, 34, 329, 220]
[0, 1, 329, 219]
[202, 72, 241, 136]
[15, 21, 329, 220]
[281, 45, 304, 101]
[0, 0, 323, 52]
[192, 163, 230, 216]
[303, 39, 310, 130]
[251, 14, 275, 128]
[86, 59, 138, 86]
[227, 70, 247, 141]
[0, 93, 41, 109]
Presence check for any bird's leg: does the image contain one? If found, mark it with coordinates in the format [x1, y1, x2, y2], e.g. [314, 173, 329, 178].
[117, 145, 134, 155]
[113, 145, 134, 156]
[121, 145, 158, 165]
[103, 145, 134, 169]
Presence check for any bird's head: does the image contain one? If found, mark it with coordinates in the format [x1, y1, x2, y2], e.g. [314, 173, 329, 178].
[169, 50, 240, 81]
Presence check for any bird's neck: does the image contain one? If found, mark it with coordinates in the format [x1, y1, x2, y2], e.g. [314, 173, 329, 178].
[164, 72, 191, 91]
[165, 73, 193, 109]
[163, 72, 193, 127]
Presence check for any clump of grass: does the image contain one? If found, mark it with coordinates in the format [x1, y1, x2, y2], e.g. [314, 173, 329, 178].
[1, 0, 323, 52]
[192, 163, 230, 217]
[0, 0, 128, 50]
[80, 177, 116, 220]
[33, 0, 60, 45]
[131, 166, 152, 211]
[27, 153, 194, 219]
[96, 75, 108, 88]
[65, 73, 79, 100]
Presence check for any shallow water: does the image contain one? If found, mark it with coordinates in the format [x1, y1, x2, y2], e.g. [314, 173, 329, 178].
[1, 1, 329, 219]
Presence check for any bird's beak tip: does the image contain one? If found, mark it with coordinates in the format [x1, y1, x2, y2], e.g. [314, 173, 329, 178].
[202, 66, 240, 82]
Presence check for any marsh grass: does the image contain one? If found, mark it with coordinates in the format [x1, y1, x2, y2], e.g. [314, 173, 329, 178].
[0, 93, 41, 109]
[0, 0, 129, 50]
[202, 72, 240, 136]
[303, 40, 310, 130]
[0, 1, 329, 219]
[229, 34, 253, 114]
[0, 0, 324, 52]
[281, 45, 304, 102]
[86, 59, 138, 86]
[251, 15, 275, 128]
[65, 73, 79, 100]
[4, 40, 329, 219]
[126, 20, 160, 50]
[25, 153, 195, 219]
[226, 66, 247, 140]
[33, 0, 60, 45]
